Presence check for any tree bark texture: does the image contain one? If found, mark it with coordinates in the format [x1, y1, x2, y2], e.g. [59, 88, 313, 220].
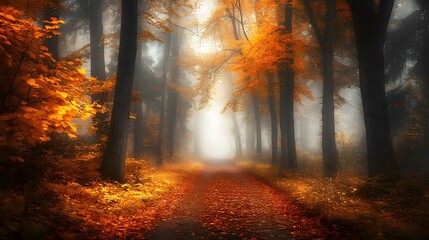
[100, 0, 138, 182]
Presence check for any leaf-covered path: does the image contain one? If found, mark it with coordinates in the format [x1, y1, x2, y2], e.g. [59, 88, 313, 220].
[146, 164, 353, 240]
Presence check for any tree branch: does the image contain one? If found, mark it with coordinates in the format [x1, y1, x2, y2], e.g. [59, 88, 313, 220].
[301, 0, 324, 46]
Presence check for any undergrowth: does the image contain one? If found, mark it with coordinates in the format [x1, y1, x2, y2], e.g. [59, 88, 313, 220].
[0, 140, 201, 239]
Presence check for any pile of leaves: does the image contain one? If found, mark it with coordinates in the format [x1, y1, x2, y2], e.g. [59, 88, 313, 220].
[240, 162, 429, 239]
[0, 142, 201, 239]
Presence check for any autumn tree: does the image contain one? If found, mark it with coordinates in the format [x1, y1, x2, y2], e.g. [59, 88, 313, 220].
[100, 0, 138, 182]
[0, 6, 94, 156]
[346, 0, 397, 176]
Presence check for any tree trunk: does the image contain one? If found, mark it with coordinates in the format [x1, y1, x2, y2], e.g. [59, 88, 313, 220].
[133, 47, 145, 158]
[156, 9, 173, 166]
[232, 112, 243, 159]
[246, 96, 256, 157]
[347, 0, 397, 176]
[100, 0, 138, 182]
[166, 29, 182, 160]
[133, 102, 144, 158]
[267, 74, 278, 166]
[302, 0, 339, 176]
[194, 111, 201, 158]
[279, 1, 297, 171]
[321, 0, 339, 177]
[89, 0, 108, 140]
[252, 93, 262, 160]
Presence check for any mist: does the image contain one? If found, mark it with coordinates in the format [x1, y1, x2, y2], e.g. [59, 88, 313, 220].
[1, 0, 428, 239]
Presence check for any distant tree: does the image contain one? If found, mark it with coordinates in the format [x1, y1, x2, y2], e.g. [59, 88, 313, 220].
[346, 0, 397, 176]
[88, 0, 109, 140]
[100, 0, 138, 182]
[156, 14, 172, 166]
[231, 111, 243, 159]
[166, 28, 183, 159]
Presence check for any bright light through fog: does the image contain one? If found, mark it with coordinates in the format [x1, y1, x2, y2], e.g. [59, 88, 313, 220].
[189, 0, 234, 161]
[199, 106, 235, 160]
[195, 0, 215, 21]
[190, 35, 220, 55]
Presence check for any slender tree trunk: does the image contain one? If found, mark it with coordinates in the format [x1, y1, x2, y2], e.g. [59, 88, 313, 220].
[100, 0, 138, 182]
[279, 1, 297, 171]
[89, 0, 108, 140]
[133, 0, 151, 159]
[133, 102, 144, 158]
[133, 45, 145, 158]
[246, 96, 256, 157]
[232, 112, 243, 159]
[157, 7, 173, 166]
[267, 74, 278, 166]
[347, 0, 397, 176]
[252, 93, 262, 160]
[321, 0, 339, 177]
[194, 111, 201, 157]
[166, 29, 182, 159]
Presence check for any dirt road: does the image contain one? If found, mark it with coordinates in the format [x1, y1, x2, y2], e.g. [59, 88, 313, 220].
[146, 164, 352, 239]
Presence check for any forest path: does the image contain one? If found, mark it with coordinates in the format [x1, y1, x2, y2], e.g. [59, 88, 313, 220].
[146, 163, 342, 240]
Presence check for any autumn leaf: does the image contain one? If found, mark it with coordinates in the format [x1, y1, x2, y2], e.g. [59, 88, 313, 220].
[56, 91, 68, 98]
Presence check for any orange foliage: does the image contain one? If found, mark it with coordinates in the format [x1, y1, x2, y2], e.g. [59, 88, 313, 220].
[186, 0, 315, 112]
[0, 6, 95, 151]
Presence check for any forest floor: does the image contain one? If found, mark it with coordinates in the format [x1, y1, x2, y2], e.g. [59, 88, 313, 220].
[1, 143, 428, 239]
[241, 162, 429, 240]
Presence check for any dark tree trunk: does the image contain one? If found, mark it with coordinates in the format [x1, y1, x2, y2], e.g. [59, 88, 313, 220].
[232, 112, 243, 159]
[100, 0, 138, 182]
[321, 0, 339, 176]
[89, 0, 108, 140]
[267, 74, 278, 166]
[166, 30, 182, 160]
[252, 93, 262, 160]
[347, 0, 397, 176]
[44, 0, 59, 60]
[279, 1, 297, 171]
[302, 0, 339, 177]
